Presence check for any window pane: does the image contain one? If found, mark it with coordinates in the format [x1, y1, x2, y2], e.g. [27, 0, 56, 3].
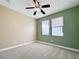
[42, 20, 49, 35]
[51, 16, 64, 36]
[52, 16, 64, 27]
[52, 27, 63, 36]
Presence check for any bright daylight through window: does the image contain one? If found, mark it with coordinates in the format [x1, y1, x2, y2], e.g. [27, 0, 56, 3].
[42, 20, 50, 35]
[51, 16, 64, 36]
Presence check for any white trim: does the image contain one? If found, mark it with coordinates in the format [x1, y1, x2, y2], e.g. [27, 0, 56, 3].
[0, 41, 35, 52]
[37, 41, 79, 53]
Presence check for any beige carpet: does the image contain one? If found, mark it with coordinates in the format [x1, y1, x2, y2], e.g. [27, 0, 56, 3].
[0, 42, 79, 59]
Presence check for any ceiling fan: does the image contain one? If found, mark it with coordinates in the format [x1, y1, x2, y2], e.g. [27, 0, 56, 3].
[25, 0, 50, 15]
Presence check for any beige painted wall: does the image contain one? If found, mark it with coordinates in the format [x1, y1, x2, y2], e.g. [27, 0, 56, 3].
[0, 5, 36, 49]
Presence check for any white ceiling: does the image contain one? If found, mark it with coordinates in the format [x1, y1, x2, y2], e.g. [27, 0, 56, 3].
[0, 0, 79, 19]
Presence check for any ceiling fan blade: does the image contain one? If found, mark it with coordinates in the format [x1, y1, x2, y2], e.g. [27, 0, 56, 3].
[25, 7, 34, 9]
[33, 11, 37, 15]
[33, 0, 37, 3]
[33, 0, 40, 6]
[41, 9, 45, 14]
[42, 4, 50, 8]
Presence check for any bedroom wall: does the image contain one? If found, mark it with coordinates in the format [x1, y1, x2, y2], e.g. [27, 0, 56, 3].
[37, 6, 79, 49]
[0, 5, 36, 49]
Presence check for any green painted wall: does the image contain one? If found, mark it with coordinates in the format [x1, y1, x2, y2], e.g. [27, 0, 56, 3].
[37, 6, 79, 49]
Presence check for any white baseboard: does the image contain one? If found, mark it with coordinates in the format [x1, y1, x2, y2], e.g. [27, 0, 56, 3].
[1, 41, 79, 53]
[0, 41, 35, 52]
[37, 41, 79, 53]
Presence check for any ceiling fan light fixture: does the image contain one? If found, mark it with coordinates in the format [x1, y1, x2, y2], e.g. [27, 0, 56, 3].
[36, 8, 41, 12]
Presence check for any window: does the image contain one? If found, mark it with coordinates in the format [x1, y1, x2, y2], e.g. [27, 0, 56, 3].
[51, 16, 64, 36]
[42, 20, 50, 35]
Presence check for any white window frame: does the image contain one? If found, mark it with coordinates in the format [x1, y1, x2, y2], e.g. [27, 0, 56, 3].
[42, 20, 50, 35]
